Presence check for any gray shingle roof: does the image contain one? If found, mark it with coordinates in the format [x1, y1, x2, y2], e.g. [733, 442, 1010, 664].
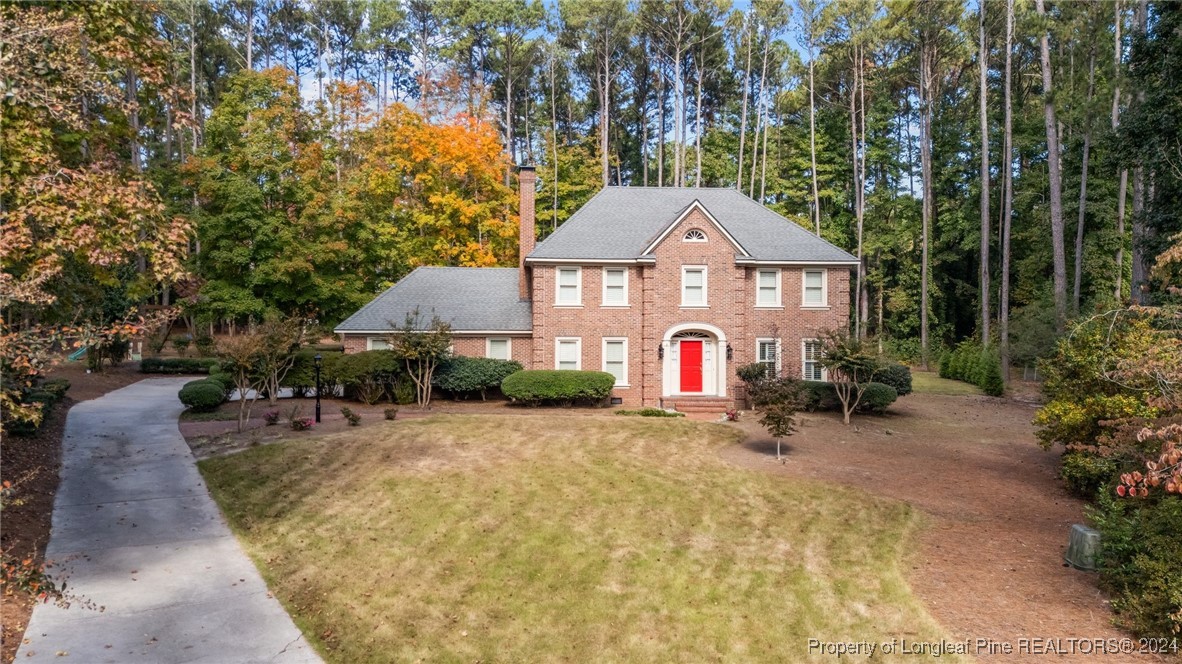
[334, 267, 532, 333]
[528, 187, 857, 263]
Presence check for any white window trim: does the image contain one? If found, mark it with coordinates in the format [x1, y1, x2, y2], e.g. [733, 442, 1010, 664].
[680, 265, 708, 308]
[756, 337, 782, 377]
[366, 336, 389, 351]
[555, 266, 583, 307]
[486, 337, 511, 360]
[601, 267, 629, 307]
[801, 268, 829, 309]
[683, 228, 708, 243]
[802, 338, 828, 381]
[755, 268, 783, 308]
[555, 337, 582, 370]
[601, 337, 629, 387]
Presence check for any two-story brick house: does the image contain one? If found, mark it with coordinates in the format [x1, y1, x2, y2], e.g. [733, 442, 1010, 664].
[335, 166, 856, 410]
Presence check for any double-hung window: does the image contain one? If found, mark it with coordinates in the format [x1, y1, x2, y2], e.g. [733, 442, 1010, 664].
[367, 337, 389, 351]
[487, 338, 510, 360]
[556, 338, 581, 370]
[556, 267, 581, 305]
[802, 269, 827, 307]
[681, 266, 707, 307]
[602, 338, 628, 386]
[756, 269, 781, 307]
[802, 339, 826, 381]
[602, 268, 627, 306]
[756, 338, 781, 377]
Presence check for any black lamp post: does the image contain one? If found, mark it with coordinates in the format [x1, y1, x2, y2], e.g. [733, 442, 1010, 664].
[313, 353, 323, 423]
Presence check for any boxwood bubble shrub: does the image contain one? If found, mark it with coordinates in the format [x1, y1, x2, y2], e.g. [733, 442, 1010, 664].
[178, 379, 226, 412]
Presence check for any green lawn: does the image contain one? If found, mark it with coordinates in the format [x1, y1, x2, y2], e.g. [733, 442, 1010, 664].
[910, 370, 985, 396]
[200, 414, 961, 663]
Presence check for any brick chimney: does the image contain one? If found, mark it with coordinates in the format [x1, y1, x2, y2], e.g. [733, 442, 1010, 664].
[518, 165, 536, 301]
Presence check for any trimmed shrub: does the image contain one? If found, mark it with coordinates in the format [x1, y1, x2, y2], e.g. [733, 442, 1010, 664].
[178, 379, 225, 412]
[384, 407, 399, 421]
[1060, 452, 1120, 499]
[433, 357, 523, 400]
[141, 357, 220, 374]
[281, 350, 344, 396]
[1090, 493, 1182, 638]
[615, 408, 685, 417]
[859, 383, 899, 413]
[340, 406, 361, 426]
[737, 362, 770, 385]
[801, 381, 897, 413]
[206, 372, 236, 399]
[333, 350, 401, 404]
[501, 370, 616, 406]
[40, 378, 71, 400]
[872, 364, 912, 397]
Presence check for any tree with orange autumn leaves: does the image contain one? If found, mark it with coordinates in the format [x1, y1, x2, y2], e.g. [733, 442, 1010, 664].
[359, 102, 518, 271]
[189, 67, 518, 328]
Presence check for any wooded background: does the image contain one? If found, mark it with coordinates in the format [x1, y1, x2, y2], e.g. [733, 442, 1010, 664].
[4, 0, 1181, 369]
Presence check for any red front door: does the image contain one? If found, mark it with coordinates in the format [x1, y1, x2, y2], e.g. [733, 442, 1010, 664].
[679, 340, 703, 392]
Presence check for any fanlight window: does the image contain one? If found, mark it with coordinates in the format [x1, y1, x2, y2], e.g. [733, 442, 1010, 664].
[683, 228, 708, 242]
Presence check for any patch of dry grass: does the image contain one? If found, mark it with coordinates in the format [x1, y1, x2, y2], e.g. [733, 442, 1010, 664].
[200, 414, 961, 663]
[910, 371, 985, 396]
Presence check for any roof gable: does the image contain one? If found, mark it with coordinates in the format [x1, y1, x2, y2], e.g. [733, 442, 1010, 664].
[640, 200, 751, 257]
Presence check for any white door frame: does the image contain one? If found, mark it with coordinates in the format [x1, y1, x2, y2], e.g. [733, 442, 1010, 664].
[661, 323, 728, 398]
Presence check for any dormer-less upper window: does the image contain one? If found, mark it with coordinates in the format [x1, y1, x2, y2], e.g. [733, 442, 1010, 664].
[683, 228, 707, 242]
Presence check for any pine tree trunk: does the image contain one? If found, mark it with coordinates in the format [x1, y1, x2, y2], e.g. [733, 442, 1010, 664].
[1000, 0, 1015, 381]
[750, 27, 770, 199]
[1073, 50, 1096, 313]
[919, 44, 934, 368]
[857, 44, 868, 338]
[1112, 0, 1126, 299]
[695, 60, 704, 188]
[809, 43, 821, 236]
[1129, 0, 1148, 303]
[737, 21, 752, 192]
[979, 2, 991, 344]
[1036, 0, 1068, 330]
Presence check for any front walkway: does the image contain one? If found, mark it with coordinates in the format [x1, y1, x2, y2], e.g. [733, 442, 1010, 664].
[16, 378, 321, 663]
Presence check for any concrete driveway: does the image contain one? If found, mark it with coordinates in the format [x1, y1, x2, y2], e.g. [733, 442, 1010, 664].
[16, 378, 322, 663]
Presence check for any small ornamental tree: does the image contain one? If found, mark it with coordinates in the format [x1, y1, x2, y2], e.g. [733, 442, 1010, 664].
[387, 309, 452, 409]
[818, 330, 882, 425]
[216, 333, 265, 433]
[255, 315, 308, 407]
[748, 376, 808, 460]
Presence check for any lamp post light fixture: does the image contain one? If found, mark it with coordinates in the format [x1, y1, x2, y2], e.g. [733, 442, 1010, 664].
[313, 353, 323, 423]
[657, 343, 664, 360]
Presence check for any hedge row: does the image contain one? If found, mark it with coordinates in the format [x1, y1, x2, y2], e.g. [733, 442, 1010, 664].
[939, 341, 1004, 396]
[501, 370, 615, 406]
[141, 357, 220, 374]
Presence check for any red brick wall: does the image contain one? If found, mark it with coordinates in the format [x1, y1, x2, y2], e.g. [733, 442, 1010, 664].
[530, 208, 850, 407]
